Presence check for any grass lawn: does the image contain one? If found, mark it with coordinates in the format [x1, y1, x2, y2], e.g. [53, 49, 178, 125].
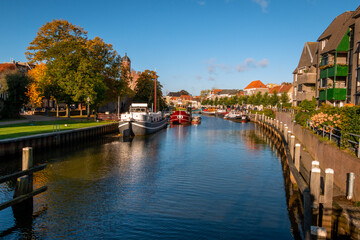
[0, 119, 116, 140]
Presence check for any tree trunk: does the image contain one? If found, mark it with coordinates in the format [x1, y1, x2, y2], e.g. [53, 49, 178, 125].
[65, 104, 71, 118]
[79, 103, 82, 117]
[56, 102, 59, 118]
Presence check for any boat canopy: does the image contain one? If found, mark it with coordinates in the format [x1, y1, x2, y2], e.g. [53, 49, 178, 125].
[131, 103, 148, 108]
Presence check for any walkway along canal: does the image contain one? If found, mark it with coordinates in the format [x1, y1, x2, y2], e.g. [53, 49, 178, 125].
[0, 116, 304, 239]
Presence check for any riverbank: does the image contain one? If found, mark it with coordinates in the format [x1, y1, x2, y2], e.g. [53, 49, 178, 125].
[0, 118, 119, 157]
[257, 112, 360, 239]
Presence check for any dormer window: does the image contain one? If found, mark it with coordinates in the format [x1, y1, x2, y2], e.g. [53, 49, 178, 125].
[321, 39, 326, 50]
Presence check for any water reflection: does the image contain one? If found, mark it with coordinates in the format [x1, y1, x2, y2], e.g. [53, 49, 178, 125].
[0, 116, 301, 239]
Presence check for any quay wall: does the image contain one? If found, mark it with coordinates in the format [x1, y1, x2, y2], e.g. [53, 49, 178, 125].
[0, 123, 118, 158]
[276, 112, 360, 201]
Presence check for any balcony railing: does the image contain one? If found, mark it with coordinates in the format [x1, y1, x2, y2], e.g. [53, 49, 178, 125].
[320, 64, 348, 78]
[319, 88, 347, 101]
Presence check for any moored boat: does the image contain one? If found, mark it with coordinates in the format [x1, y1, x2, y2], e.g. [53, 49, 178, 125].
[170, 107, 192, 125]
[202, 107, 216, 116]
[119, 103, 167, 136]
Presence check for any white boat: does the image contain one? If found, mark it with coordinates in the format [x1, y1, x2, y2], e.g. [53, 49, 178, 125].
[119, 103, 167, 136]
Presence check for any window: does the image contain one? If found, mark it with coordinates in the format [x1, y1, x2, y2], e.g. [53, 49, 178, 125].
[322, 40, 326, 50]
[322, 55, 329, 65]
[298, 84, 303, 92]
[321, 79, 327, 88]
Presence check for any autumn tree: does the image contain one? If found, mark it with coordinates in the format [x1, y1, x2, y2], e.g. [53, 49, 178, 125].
[27, 63, 48, 108]
[26, 19, 125, 117]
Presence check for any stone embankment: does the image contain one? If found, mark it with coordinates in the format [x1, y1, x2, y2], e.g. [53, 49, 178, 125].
[0, 123, 118, 157]
[276, 112, 360, 201]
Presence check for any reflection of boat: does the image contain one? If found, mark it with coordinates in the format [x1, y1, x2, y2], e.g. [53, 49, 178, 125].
[119, 103, 167, 136]
[191, 116, 201, 124]
[170, 108, 192, 125]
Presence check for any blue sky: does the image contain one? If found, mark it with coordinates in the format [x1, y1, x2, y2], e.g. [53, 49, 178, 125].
[0, 0, 358, 95]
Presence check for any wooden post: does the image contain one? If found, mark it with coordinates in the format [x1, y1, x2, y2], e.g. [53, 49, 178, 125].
[284, 127, 288, 141]
[13, 147, 34, 216]
[310, 167, 321, 209]
[294, 143, 301, 171]
[303, 188, 312, 240]
[290, 135, 295, 158]
[312, 160, 319, 169]
[323, 168, 334, 238]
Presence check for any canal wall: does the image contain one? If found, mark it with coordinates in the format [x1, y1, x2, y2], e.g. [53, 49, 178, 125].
[0, 123, 118, 157]
[276, 112, 360, 201]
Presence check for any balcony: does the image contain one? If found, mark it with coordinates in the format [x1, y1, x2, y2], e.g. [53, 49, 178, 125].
[320, 64, 348, 78]
[319, 88, 347, 101]
[297, 73, 316, 85]
[295, 91, 316, 102]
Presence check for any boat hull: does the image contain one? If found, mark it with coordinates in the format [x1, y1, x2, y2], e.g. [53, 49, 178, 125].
[119, 118, 168, 136]
[170, 110, 191, 125]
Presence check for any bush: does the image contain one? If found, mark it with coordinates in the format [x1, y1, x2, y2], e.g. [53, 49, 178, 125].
[295, 112, 311, 127]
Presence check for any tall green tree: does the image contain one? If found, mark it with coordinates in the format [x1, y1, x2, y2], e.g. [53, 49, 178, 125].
[270, 90, 280, 107]
[1, 71, 29, 118]
[280, 92, 290, 105]
[261, 92, 270, 107]
[133, 70, 165, 110]
[26, 19, 125, 116]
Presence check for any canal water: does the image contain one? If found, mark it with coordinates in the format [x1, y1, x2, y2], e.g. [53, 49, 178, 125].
[0, 116, 301, 239]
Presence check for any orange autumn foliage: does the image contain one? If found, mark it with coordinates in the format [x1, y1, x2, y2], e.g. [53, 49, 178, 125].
[27, 63, 48, 107]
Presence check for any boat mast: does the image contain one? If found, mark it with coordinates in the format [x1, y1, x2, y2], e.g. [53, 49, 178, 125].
[154, 69, 157, 112]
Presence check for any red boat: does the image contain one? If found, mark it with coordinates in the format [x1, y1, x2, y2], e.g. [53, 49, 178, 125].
[170, 108, 191, 125]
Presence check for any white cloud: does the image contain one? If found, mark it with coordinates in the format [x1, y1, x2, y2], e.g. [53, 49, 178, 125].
[236, 58, 269, 72]
[197, 1, 206, 5]
[205, 58, 231, 75]
[257, 58, 269, 67]
[252, 0, 269, 13]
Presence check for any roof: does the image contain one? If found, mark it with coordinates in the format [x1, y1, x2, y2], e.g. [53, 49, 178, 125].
[353, 5, 360, 18]
[121, 53, 131, 62]
[216, 89, 239, 95]
[296, 42, 318, 70]
[0, 63, 16, 73]
[244, 80, 267, 90]
[318, 11, 354, 54]
[167, 92, 181, 97]
[269, 84, 293, 94]
[212, 89, 222, 94]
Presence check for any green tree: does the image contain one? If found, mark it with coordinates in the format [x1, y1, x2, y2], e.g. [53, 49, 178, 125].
[133, 70, 165, 110]
[261, 92, 270, 107]
[1, 71, 29, 118]
[253, 92, 262, 106]
[26, 19, 124, 117]
[280, 92, 290, 105]
[270, 90, 280, 107]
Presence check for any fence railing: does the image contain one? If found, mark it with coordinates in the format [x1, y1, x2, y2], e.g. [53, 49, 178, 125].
[307, 120, 360, 158]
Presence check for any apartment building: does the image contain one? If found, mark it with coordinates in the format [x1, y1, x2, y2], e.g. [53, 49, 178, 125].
[292, 42, 318, 106]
